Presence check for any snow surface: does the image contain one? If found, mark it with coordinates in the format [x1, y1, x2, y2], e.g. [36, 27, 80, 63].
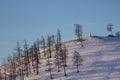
[1, 36, 120, 80]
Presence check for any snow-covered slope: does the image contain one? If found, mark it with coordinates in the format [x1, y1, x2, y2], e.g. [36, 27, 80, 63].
[1, 36, 120, 80]
[24, 36, 120, 80]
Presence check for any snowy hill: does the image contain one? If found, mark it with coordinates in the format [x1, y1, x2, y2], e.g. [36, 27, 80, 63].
[23, 36, 120, 80]
[1, 36, 120, 80]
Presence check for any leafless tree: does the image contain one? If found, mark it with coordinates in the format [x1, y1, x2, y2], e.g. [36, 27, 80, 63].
[14, 41, 24, 80]
[1, 58, 7, 80]
[7, 55, 13, 80]
[40, 36, 46, 57]
[107, 23, 113, 36]
[47, 35, 53, 58]
[54, 29, 63, 72]
[61, 45, 68, 67]
[54, 44, 61, 72]
[32, 43, 40, 75]
[57, 29, 62, 47]
[29, 47, 34, 69]
[4, 64, 7, 80]
[115, 31, 120, 37]
[46, 49, 53, 79]
[23, 40, 30, 77]
[51, 35, 55, 45]
[73, 51, 83, 72]
[74, 24, 83, 40]
[60, 45, 68, 76]
[74, 24, 83, 47]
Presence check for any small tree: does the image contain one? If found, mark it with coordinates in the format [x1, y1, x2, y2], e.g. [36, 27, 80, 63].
[54, 44, 61, 72]
[57, 29, 62, 47]
[1, 58, 7, 80]
[61, 45, 68, 76]
[32, 43, 40, 75]
[74, 24, 83, 47]
[46, 48, 53, 79]
[115, 31, 120, 37]
[23, 40, 30, 77]
[73, 52, 83, 73]
[14, 41, 24, 80]
[47, 35, 53, 58]
[40, 36, 46, 57]
[107, 23, 113, 36]
[74, 24, 83, 40]
[7, 55, 14, 80]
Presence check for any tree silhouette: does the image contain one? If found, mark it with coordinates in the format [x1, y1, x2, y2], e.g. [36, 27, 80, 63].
[73, 51, 83, 72]
[115, 31, 120, 37]
[107, 23, 113, 36]
[23, 40, 30, 77]
[74, 24, 83, 40]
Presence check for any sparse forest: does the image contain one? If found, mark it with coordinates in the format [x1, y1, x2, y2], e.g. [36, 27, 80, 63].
[0, 27, 83, 80]
[0, 23, 120, 80]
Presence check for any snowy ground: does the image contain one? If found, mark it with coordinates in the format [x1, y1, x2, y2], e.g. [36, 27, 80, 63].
[25, 36, 120, 80]
[1, 36, 120, 80]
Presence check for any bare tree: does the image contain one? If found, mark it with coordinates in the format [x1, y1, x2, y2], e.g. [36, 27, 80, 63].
[73, 51, 83, 73]
[14, 41, 24, 80]
[54, 29, 63, 72]
[7, 54, 16, 80]
[29, 46, 35, 71]
[61, 45, 68, 67]
[115, 31, 120, 37]
[57, 29, 62, 47]
[4, 64, 7, 80]
[1, 58, 7, 80]
[51, 35, 55, 45]
[23, 40, 30, 77]
[54, 44, 61, 72]
[12, 53, 17, 80]
[47, 35, 52, 58]
[40, 36, 46, 57]
[46, 49, 53, 79]
[7, 55, 13, 80]
[32, 43, 40, 75]
[74, 24, 83, 40]
[74, 24, 83, 47]
[55, 44, 68, 76]
[45, 35, 54, 79]
[60, 45, 68, 76]
[107, 23, 113, 36]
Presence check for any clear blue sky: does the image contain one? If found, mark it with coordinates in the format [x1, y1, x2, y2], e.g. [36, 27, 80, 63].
[0, 0, 120, 64]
